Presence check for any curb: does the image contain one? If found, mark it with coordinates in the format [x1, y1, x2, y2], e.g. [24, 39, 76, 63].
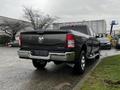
[73, 53, 120, 90]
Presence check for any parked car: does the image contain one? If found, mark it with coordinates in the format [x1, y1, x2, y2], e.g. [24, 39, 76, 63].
[8, 40, 19, 47]
[97, 37, 111, 49]
[18, 25, 100, 74]
[114, 34, 120, 49]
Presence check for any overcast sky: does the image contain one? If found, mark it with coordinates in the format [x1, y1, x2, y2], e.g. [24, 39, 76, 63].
[0, 0, 120, 30]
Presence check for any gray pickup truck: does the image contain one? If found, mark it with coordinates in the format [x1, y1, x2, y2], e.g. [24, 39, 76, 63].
[18, 25, 100, 74]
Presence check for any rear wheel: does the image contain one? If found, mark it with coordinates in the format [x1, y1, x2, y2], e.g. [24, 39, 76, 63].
[32, 59, 47, 69]
[73, 50, 86, 74]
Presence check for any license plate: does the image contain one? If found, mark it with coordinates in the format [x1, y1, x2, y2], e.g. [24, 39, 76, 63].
[31, 50, 48, 56]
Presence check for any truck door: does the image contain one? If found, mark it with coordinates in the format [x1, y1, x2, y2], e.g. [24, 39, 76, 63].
[86, 37, 93, 56]
[92, 38, 100, 53]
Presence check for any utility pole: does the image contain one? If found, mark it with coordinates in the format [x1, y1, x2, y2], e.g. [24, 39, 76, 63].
[110, 23, 114, 35]
[110, 20, 118, 35]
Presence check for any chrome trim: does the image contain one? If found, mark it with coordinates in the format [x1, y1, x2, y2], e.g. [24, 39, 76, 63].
[18, 50, 75, 61]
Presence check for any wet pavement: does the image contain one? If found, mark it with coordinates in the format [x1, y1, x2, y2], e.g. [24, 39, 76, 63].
[100, 49, 120, 58]
[0, 47, 120, 90]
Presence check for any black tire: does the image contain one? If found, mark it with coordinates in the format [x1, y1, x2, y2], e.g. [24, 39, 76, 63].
[109, 46, 111, 49]
[107, 46, 111, 50]
[32, 59, 47, 69]
[116, 46, 118, 49]
[53, 61, 62, 65]
[95, 50, 100, 60]
[95, 54, 100, 60]
[73, 50, 86, 74]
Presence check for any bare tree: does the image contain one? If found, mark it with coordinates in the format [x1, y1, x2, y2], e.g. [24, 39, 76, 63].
[23, 7, 56, 30]
[0, 20, 28, 41]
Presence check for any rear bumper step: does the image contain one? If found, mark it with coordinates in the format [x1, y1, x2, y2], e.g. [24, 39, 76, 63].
[18, 50, 75, 61]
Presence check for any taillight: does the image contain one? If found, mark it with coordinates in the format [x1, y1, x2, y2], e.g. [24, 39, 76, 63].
[66, 34, 75, 48]
[19, 34, 22, 47]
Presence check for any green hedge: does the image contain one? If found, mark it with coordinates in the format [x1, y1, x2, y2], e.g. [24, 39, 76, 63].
[0, 35, 11, 45]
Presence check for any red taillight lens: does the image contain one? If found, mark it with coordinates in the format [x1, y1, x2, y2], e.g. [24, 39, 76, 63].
[19, 34, 22, 47]
[66, 34, 75, 48]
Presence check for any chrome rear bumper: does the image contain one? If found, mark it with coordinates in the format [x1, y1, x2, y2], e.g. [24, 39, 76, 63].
[18, 50, 75, 61]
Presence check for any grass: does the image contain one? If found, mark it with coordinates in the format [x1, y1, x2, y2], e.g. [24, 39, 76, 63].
[81, 55, 120, 90]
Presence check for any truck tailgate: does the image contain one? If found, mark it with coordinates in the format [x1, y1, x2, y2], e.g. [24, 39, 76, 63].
[20, 30, 68, 51]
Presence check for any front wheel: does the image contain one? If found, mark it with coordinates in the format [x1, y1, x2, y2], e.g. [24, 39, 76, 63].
[32, 59, 47, 69]
[53, 61, 62, 65]
[95, 50, 100, 60]
[73, 50, 86, 74]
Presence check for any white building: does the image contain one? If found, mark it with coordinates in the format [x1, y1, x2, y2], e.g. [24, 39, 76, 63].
[53, 20, 107, 34]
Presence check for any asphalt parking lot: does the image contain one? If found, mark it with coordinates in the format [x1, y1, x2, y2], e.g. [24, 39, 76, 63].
[0, 47, 120, 90]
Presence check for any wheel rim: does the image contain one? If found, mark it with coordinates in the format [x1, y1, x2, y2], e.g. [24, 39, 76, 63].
[81, 55, 85, 70]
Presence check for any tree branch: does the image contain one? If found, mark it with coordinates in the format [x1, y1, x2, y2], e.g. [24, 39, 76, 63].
[23, 7, 56, 30]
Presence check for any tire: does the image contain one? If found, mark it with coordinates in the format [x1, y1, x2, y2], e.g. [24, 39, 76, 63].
[32, 59, 47, 69]
[95, 54, 100, 60]
[73, 50, 86, 74]
[107, 46, 111, 50]
[54, 61, 62, 65]
[109, 46, 111, 49]
[95, 50, 100, 60]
